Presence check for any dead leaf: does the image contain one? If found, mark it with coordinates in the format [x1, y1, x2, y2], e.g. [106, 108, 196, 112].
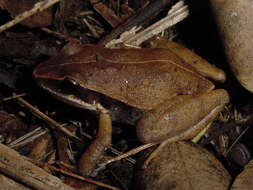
[134, 141, 231, 190]
[231, 159, 253, 190]
[90, 0, 122, 28]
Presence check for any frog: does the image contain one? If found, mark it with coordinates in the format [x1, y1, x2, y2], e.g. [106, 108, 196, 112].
[33, 39, 229, 144]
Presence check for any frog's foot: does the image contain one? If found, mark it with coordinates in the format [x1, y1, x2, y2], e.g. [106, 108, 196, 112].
[136, 89, 229, 144]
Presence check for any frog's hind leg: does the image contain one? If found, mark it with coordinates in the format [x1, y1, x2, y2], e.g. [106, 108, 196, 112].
[136, 89, 229, 144]
[141, 104, 224, 168]
[149, 39, 226, 82]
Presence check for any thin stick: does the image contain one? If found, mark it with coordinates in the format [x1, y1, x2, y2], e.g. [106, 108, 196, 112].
[13, 93, 81, 141]
[124, 1, 189, 46]
[99, 0, 173, 45]
[0, 143, 76, 190]
[99, 142, 158, 167]
[109, 146, 136, 164]
[49, 166, 122, 190]
[0, 174, 32, 190]
[90, 0, 122, 28]
[82, 17, 100, 39]
[0, 0, 62, 33]
[12, 93, 135, 164]
[1, 93, 27, 102]
[225, 126, 250, 156]
[8, 127, 48, 148]
[40, 27, 79, 42]
[105, 0, 189, 48]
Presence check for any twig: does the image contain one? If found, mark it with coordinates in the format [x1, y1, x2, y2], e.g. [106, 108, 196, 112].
[0, 174, 32, 190]
[0, 0, 62, 33]
[200, 110, 253, 147]
[225, 126, 250, 156]
[105, 0, 189, 48]
[1, 93, 27, 102]
[13, 93, 81, 141]
[99, 0, 173, 45]
[124, 0, 189, 46]
[10, 93, 135, 164]
[79, 10, 94, 16]
[49, 166, 122, 190]
[40, 27, 79, 42]
[90, 0, 122, 28]
[109, 146, 136, 164]
[105, 26, 142, 48]
[99, 142, 158, 168]
[0, 143, 76, 190]
[82, 17, 100, 39]
[7, 127, 48, 148]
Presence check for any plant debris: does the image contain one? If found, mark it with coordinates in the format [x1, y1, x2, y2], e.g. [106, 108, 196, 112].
[0, 0, 253, 189]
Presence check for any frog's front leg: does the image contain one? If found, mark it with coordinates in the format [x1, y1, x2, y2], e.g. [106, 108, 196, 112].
[136, 89, 229, 144]
[78, 106, 112, 177]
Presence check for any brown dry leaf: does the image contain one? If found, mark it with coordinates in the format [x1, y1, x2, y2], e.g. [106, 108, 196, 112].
[231, 159, 253, 190]
[0, 0, 53, 27]
[90, 0, 122, 28]
[134, 141, 231, 190]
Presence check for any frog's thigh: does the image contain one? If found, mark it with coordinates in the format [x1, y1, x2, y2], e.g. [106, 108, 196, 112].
[151, 39, 226, 82]
[136, 89, 229, 143]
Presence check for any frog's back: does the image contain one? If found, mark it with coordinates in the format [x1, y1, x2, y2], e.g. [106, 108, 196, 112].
[34, 44, 214, 110]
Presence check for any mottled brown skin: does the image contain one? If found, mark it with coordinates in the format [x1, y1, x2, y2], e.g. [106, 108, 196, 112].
[149, 39, 226, 82]
[33, 41, 229, 144]
[34, 43, 214, 109]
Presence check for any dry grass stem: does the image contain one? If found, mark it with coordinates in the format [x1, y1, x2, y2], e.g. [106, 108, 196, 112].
[1, 93, 27, 102]
[13, 93, 81, 141]
[49, 166, 122, 190]
[82, 17, 100, 38]
[124, 0, 190, 46]
[0, 0, 62, 33]
[8, 127, 48, 148]
[99, 142, 158, 167]
[40, 27, 79, 42]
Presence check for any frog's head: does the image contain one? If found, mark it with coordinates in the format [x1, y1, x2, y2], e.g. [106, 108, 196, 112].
[33, 42, 103, 111]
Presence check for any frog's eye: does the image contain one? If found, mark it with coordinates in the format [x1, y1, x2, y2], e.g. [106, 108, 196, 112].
[64, 77, 79, 86]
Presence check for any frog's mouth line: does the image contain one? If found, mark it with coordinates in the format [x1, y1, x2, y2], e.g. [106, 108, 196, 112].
[37, 78, 100, 112]
[36, 78, 144, 125]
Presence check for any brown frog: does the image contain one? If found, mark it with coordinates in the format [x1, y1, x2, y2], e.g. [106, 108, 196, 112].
[33, 40, 229, 144]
